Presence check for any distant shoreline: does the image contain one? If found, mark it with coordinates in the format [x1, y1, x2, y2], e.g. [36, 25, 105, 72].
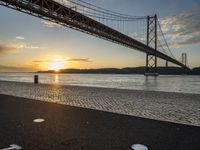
[38, 66, 200, 75]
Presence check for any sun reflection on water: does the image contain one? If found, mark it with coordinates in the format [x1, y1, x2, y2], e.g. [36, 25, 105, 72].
[55, 74, 59, 83]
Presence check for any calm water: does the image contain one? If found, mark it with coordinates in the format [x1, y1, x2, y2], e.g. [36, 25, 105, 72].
[0, 73, 200, 94]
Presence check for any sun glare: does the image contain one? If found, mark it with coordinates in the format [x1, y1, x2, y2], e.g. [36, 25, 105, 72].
[49, 62, 62, 72]
[47, 56, 67, 72]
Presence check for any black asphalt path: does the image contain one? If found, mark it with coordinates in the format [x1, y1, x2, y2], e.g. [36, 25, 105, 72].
[0, 94, 200, 150]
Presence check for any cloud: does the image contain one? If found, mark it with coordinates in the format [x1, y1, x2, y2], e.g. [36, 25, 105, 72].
[33, 58, 92, 63]
[41, 20, 63, 28]
[22, 45, 41, 49]
[159, 7, 200, 47]
[179, 33, 200, 45]
[0, 45, 17, 53]
[33, 60, 54, 63]
[67, 58, 92, 62]
[0, 43, 42, 55]
[0, 65, 34, 72]
[16, 36, 25, 40]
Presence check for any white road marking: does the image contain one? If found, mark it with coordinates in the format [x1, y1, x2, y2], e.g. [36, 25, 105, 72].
[1, 144, 22, 150]
[33, 118, 45, 123]
[131, 144, 148, 150]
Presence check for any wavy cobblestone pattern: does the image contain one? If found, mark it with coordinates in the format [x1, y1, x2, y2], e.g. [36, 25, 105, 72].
[0, 81, 200, 126]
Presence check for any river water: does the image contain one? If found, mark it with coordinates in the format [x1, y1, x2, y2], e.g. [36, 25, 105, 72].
[0, 72, 199, 94]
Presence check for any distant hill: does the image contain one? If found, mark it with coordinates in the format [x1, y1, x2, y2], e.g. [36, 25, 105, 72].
[192, 67, 200, 75]
[38, 66, 200, 75]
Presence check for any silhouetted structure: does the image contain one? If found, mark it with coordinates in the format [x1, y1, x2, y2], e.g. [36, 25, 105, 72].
[0, 0, 190, 75]
[181, 53, 187, 66]
[38, 66, 200, 75]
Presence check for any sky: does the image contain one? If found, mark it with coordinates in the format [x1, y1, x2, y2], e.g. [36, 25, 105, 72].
[0, 0, 200, 72]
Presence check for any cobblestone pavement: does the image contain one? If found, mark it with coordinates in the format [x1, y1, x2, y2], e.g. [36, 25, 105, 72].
[0, 81, 200, 126]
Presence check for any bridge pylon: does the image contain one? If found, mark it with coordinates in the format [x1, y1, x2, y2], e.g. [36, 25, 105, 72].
[181, 53, 187, 66]
[145, 14, 158, 76]
[165, 61, 168, 67]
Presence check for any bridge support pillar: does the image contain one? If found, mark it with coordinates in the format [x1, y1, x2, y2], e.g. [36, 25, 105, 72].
[145, 14, 158, 76]
[165, 61, 168, 67]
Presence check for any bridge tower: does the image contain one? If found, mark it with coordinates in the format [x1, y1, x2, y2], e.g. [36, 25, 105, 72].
[181, 53, 189, 74]
[145, 14, 158, 76]
[181, 53, 187, 66]
[165, 61, 168, 67]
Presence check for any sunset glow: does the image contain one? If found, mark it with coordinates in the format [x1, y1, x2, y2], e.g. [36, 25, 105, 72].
[47, 56, 67, 71]
[48, 62, 64, 71]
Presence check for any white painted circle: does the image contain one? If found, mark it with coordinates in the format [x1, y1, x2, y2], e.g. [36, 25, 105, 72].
[131, 144, 148, 150]
[33, 118, 45, 123]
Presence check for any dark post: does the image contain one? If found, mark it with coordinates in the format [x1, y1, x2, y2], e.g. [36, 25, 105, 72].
[34, 75, 39, 84]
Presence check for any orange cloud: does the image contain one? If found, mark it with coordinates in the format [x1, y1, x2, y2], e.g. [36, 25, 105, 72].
[0, 43, 43, 55]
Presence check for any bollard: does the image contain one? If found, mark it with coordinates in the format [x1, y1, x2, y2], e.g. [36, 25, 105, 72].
[34, 75, 39, 84]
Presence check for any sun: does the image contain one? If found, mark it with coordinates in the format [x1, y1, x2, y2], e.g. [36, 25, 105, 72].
[48, 57, 66, 72]
[49, 63, 62, 72]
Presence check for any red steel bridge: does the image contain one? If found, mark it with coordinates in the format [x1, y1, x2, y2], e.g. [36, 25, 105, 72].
[0, 0, 190, 73]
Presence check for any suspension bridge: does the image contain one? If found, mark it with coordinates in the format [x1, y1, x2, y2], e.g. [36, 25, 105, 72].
[0, 0, 190, 74]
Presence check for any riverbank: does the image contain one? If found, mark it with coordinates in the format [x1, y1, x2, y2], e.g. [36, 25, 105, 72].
[0, 80, 199, 126]
[0, 94, 200, 150]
